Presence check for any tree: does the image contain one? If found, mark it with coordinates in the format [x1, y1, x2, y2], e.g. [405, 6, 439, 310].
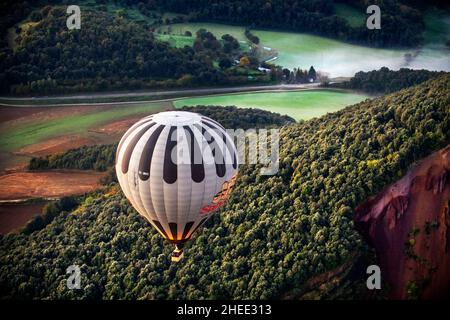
[219, 58, 232, 69]
[239, 56, 250, 66]
[308, 66, 317, 82]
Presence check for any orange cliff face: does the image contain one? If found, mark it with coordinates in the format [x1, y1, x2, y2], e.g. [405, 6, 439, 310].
[354, 145, 450, 299]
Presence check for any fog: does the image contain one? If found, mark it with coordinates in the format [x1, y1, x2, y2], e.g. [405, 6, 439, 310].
[277, 46, 450, 78]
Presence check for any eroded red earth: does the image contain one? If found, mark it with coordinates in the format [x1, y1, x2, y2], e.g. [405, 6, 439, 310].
[355, 145, 450, 299]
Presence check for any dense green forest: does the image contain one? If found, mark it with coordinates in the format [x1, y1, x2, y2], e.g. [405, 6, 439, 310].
[29, 144, 117, 172]
[1, 6, 279, 94]
[1, 75, 448, 299]
[329, 67, 446, 94]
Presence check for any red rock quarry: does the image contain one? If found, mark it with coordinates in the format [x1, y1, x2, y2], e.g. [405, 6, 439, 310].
[354, 145, 450, 299]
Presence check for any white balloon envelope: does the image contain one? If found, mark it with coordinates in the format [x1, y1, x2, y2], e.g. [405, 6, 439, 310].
[115, 111, 238, 261]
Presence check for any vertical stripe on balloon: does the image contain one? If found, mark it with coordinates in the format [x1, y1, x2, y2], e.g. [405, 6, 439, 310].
[163, 126, 178, 184]
[138, 125, 164, 181]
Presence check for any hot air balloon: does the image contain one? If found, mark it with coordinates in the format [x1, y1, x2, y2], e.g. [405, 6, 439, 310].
[115, 111, 238, 262]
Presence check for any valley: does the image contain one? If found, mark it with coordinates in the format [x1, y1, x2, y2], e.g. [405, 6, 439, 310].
[159, 9, 450, 77]
[0, 0, 449, 301]
[0, 86, 367, 234]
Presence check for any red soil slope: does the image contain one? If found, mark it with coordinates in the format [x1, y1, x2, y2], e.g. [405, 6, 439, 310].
[355, 145, 450, 299]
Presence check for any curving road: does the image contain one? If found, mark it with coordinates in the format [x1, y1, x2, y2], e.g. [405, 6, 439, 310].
[0, 83, 322, 107]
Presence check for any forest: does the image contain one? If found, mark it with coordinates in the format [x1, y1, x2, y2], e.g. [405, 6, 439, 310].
[1, 6, 280, 94]
[29, 144, 117, 172]
[329, 67, 446, 94]
[1, 0, 426, 49]
[131, 0, 425, 47]
[1, 74, 448, 299]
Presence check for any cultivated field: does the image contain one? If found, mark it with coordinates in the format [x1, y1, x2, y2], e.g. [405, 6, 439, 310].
[0, 170, 106, 201]
[174, 90, 369, 120]
[0, 102, 170, 173]
[0, 201, 46, 235]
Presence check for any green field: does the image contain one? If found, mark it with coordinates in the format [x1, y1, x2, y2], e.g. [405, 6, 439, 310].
[159, 23, 248, 42]
[157, 23, 251, 52]
[0, 103, 167, 152]
[155, 34, 194, 48]
[174, 90, 369, 120]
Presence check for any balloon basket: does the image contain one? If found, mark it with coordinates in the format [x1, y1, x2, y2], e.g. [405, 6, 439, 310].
[171, 245, 184, 263]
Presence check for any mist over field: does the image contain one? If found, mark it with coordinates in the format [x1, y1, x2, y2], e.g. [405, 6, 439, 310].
[164, 12, 450, 78]
[288, 47, 450, 78]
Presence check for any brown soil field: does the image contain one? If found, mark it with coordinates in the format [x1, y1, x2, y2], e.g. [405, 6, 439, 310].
[89, 117, 142, 135]
[14, 135, 95, 157]
[13, 116, 139, 158]
[0, 201, 47, 235]
[0, 106, 146, 172]
[0, 105, 109, 127]
[0, 170, 106, 200]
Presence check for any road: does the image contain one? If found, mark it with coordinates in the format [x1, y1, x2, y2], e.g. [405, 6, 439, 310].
[0, 83, 322, 107]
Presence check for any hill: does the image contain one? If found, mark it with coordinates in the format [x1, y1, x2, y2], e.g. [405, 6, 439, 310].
[329, 67, 447, 94]
[0, 6, 272, 94]
[0, 75, 448, 299]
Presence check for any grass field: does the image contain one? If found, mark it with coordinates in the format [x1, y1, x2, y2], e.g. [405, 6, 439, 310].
[174, 90, 369, 120]
[155, 34, 195, 48]
[0, 102, 167, 153]
[159, 23, 248, 42]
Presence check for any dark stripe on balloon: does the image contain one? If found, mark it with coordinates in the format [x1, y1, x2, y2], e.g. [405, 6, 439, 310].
[202, 121, 226, 177]
[152, 220, 168, 239]
[115, 117, 152, 163]
[202, 117, 225, 130]
[169, 223, 177, 240]
[189, 217, 208, 237]
[182, 221, 195, 240]
[138, 125, 164, 181]
[163, 126, 178, 184]
[184, 126, 205, 183]
[121, 122, 156, 174]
